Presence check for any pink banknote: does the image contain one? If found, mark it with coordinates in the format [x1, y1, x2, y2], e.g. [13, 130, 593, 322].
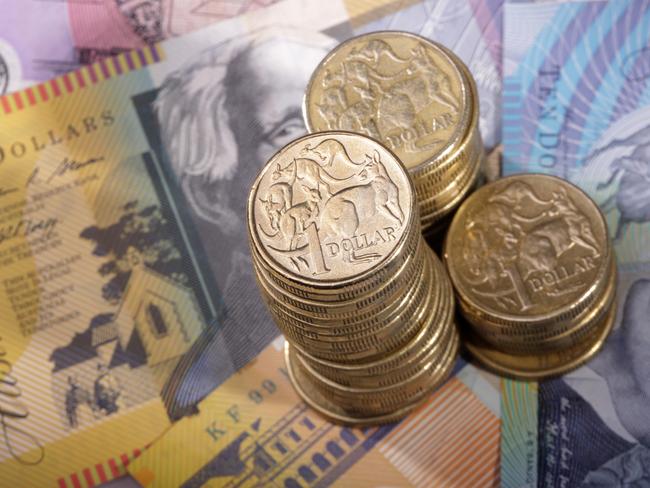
[0, 0, 278, 94]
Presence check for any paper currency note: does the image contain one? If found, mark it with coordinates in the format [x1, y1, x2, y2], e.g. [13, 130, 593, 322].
[127, 338, 500, 488]
[0, 0, 503, 485]
[501, 1, 650, 486]
[0, 1, 356, 485]
[0, 0, 281, 95]
[0, 0, 504, 148]
[357, 0, 503, 149]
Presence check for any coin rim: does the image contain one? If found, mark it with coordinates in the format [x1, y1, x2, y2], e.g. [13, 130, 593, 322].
[462, 298, 617, 380]
[248, 130, 417, 289]
[460, 253, 617, 347]
[285, 330, 459, 425]
[444, 173, 612, 324]
[289, 250, 454, 371]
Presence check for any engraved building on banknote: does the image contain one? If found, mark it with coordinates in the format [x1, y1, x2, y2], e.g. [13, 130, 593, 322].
[50, 264, 204, 429]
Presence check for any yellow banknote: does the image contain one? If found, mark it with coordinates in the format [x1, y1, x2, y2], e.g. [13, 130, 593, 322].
[129, 339, 500, 488]
[0, 45, 213, 485]
[0, 0, 462, 485]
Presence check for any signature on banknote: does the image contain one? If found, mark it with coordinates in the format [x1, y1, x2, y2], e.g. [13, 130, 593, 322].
[0, 217, 59, 246]
[0, 336, 43, 465]
[45, 156, 105, 183]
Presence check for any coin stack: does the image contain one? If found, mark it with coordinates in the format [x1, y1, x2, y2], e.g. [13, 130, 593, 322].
[303, 30, 484, 235]
[443, 174, 617, 380]
[247, 131, 458, 424]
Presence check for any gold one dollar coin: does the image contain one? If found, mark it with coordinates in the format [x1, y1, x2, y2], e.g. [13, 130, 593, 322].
[248, 131, 415, 289]
[444, 174, 611, 329]
[304, 31, 470, 174]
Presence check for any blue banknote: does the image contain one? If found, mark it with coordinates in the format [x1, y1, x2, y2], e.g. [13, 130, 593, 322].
[501, 1, 650, 486]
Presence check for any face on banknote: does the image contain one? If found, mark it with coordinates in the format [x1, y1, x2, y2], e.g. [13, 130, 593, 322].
[501, 1, 650, 486]
[0, 0, 504, 485]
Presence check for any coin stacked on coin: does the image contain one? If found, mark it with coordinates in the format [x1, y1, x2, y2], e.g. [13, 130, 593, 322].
[303, 31, 484, 235]
[247, 131, 458, 424]
[444, 174, 617, 380]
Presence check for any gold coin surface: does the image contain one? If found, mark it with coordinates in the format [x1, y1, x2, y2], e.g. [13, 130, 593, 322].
[285, 329, 459, 425]
[248, 131, 414, 287]
[251, 218, 421, 301]
[253, 248, 427, 330]
[304, 31, 470, 172]
[462, 299, 616, 380]
[296, 310, 455, 389]
[445, 174, 611, 326]
[260, 251, 430, 338]
[460, 253, 617, 351]
[412, 119, 482, 198]
[251, 232, 425, 310]
[289, 253, 453, 379]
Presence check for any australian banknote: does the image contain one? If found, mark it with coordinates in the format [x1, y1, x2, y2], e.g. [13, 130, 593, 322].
[0, 0, 502, 485]
[126, 338, 500, 488]
[0, 0, 280, 95]
[0, 0, 504, 149]
[501, 1, 650, 486]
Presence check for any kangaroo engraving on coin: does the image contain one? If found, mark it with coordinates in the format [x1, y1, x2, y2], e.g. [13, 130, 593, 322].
[305, 32, 469, 171]
[448, 175, 608, 316]
[250, 133, 412, 283]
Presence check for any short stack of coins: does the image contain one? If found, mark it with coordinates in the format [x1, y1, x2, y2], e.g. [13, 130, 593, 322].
[247, 131, 458, 424]
[443, 174, 617, 380]
[303, 31, 484, 235]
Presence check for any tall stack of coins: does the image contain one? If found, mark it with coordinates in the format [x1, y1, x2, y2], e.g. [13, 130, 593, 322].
[444, 174, 617, 380]
[247, 132, 458, 424]
[303, 31, 484, 234]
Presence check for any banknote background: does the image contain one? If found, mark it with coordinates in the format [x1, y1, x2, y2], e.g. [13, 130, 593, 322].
[0, 0, 504, 486]
[501, 1, 650, 487]
[6, 0, 650, 487]
[128, 338, 500, 488]
[0, 0, 280, 94]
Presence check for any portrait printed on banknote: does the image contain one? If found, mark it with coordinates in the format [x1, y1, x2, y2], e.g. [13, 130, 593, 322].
[500, 2, 650, 484]
[132, 27, 337, 414]
[540, 271, 650, 487]
[553, 118, 650, 486]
